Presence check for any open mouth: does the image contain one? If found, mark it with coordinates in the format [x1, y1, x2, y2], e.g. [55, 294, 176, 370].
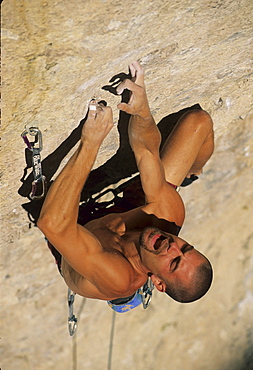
[153, 235, 168, 250]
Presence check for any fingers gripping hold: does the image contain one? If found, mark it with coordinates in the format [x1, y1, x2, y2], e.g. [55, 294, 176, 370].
[116, 61, 145, 96]
[89, 101, 97, 111]
[83, 100, 113, 144]
[87, 61, 146, 119]
[116, 79, 136, 96]
[88, 99, 107, 119]
[88, 99, 98, 118]
[129, 61, 144, 86]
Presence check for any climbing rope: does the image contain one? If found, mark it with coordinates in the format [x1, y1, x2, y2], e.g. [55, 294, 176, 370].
[107, 310, 116, 370]
[71, 296, 87, 370]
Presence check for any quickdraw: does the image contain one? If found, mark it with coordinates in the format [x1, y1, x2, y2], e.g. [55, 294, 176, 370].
[140, 278, 155, 309]
[21, 125, 46, 200]
[68, 288, 78, 336]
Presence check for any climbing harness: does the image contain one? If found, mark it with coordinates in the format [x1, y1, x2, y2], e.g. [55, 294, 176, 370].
[68, 288, 78, 336]
[67, 279, 154, 336]
[67, 278, 154, 336]
[107, 277, 155, 313]
[21, 124, 46, 200]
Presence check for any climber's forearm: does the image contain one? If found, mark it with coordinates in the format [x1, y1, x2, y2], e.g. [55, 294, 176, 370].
[38, 102, 114, 234]
[38, 139, 100, 233]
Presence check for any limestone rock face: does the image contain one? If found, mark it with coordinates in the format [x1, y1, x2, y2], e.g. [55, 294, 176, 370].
[1, 0, 253, 369]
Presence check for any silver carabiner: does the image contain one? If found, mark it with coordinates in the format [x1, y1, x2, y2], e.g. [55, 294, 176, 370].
[68, 289, 78, 336]
[21, 126, 43, 152]
[30, 176, 47, 200]
[68, 316, 78, 337]
[141, 278, 155, 309]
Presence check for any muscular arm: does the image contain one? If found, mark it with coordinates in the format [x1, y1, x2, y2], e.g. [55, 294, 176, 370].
[39, 137, 100, 235]
[117, 61, 214, 193]
[37, 104, 135, 296]
[38, 103, 113, 235]
[117, 62, 165, 202]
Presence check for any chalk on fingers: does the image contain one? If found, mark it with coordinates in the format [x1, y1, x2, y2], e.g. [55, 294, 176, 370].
[89, 104, 97, 111]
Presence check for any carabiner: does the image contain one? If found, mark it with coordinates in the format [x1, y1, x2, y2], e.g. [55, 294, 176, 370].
[141, 278, 155, 309]
[68, 289, 78, 336]
[30, 176, 47, 200]
[21, 124, 47, 200]
[21, 127, 43, 152]
[68, 315, 78, 337]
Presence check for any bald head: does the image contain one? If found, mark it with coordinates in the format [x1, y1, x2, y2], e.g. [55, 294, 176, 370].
[165, 258, 213, 303]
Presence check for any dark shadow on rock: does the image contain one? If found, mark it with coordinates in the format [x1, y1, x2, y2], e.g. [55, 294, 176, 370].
[102, 70, 131, 96]
[18, 68, 201, 225]
[18, 111, 88, 224]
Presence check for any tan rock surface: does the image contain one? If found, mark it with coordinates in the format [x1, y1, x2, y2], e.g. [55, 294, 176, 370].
[1, 0, 253, 369]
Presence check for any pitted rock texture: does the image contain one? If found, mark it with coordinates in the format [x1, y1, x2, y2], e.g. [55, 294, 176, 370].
[1, 0, 253, 369]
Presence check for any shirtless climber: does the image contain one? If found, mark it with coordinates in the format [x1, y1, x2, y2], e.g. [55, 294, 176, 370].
[38, 61, 214, 308]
